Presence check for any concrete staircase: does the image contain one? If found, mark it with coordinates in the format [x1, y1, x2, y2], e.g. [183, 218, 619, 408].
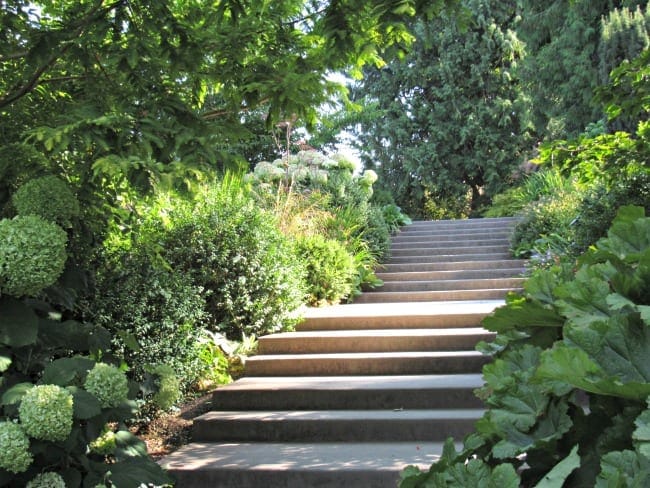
[161, 217, 526, 487]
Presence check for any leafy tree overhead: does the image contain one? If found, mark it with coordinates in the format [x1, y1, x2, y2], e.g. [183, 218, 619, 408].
[348, 0, 530, 217]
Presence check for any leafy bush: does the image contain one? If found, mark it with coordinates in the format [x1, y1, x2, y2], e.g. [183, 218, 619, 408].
[25, 472, 66, 488]
[156, 179, 306, 338]
[573, 166, 650, 253]
[11, 175, 80, 228]
[297, 234, 356, 306]
[400, 206, 650, 487]
[510, 190, 582, 260]
[483, 168, 574, 218]
[382, 204, 413, 233]
[0, 215, 68, 297]
[90, 251, 207, 395]
[0, 298, 171, 486]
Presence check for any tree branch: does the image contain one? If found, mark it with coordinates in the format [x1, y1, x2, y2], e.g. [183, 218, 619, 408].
[201, 98, 270, 120]
[0, 0, 124, 109]
[0, 51, 30, 62]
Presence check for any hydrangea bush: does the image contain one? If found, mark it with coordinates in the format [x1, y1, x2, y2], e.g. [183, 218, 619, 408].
[11, 175, 80, 228]
[0, 215, 68, 297]
[0, 422, 32, 474]
[84, 363, 129, 408]
[18, 385, 73, 442]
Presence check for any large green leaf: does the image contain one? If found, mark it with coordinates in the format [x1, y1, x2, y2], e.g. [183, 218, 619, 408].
[0, 347, 11, 372]
[0, 297, 39, 347]
[1, 382, 33, 406]
[537, 344, 650, 401]
[66, 386, 102, 419]
[482, 296, 564, 334]
[41, 357, 96, 386]
[533, 445, 580, 488]
[595, 450, 650, 487]
[633, 403, 650, 458]
[108, 458, 173, 488]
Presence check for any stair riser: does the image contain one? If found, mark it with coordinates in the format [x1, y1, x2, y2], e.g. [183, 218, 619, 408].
[377, 268, 525, 282]
[386, 253, 513, 264]
[390, 246, 510, 257]
[168, 467, 406, 488]
[297, 313, 489, 331]
[258, 332, 494, 354]
[374, 278, 524, 293]
[353, 289, 520, 303]
[210, 387, 484, 410]
[399, 224, 515, 234]
[192, 417, 479, 443]
[378, 260, 526, 273]
[390, 238, 509, 249]
[245, 355, 488, 376]
[392, 232, 511, 242]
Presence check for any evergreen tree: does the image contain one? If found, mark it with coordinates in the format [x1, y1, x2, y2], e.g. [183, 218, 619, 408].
[350, 0, 530, 217]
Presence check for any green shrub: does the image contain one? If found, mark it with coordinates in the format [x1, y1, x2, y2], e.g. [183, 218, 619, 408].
[401, 206, 650, 487]
[90, 251, 208, 393]
[573, 166, 650, 253]
[510, 190, 582, 259]
[12, 175, 80, 228]
[158, 179, 306, 338]
[0, 215, 68, 297]
[297, 234, 356, 306]
[381, 204, 413, 233]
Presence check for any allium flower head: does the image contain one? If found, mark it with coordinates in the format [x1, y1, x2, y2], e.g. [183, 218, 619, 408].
[26, 472, 67, 488]
[0, 421, 32, 473]
[84, 363, 129, 408]
[18, 385, 74, 442]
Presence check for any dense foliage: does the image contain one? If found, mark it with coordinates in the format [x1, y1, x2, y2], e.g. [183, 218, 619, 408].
[346, 0, 530, 217]
[401, 207, 650, 487]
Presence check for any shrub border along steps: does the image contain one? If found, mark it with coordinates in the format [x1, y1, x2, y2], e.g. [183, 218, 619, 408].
[161, 217, 526, 487]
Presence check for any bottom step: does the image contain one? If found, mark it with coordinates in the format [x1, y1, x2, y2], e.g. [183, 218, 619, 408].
[162, 442, 451, 488]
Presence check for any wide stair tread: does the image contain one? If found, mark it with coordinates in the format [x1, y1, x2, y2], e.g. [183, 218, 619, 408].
[162, 217, 526, 487]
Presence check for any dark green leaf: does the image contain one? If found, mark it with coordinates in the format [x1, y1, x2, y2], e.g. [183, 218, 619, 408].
[41, 357, 95, 386]
[0, 297, 38, 347]
[0, 348, 11, 372]
[108, 458, 173, 488]
[533, 445, 580, 488]
[66, 386, 102, 419]
[114, 430, 149, 459]
[1, 382, 33, 405]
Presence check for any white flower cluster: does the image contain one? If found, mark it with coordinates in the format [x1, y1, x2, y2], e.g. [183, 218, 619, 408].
[26, 472, 67, 488]
[84, 363, 129, 408]
[19, 385, 74, 442]
[0, 421, 32, 473]
[0, 215, 68, 297]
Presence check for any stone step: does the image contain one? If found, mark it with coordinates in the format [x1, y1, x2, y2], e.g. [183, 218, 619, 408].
[378, 259, 526, 273]
[390, 245, 510, 257]
[385, 253, 513, 264]
[353, 288, 520, 303]
[376, 267, 525, 282]
[404, 217, 518, 229]
[374, 277, 525, 293]
[192, 409, 484, 443]
[207, 374, 485, 410]
[244, 351, 488, 376]
[391, 231, 512, 242]
[390, 237, 510, 249]
[258, 328, 494, 354]
[162, 441, 453, 488]
[297, 300, 502, 331]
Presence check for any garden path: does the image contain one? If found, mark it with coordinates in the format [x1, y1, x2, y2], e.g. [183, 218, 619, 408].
[161, 217, 526, 487]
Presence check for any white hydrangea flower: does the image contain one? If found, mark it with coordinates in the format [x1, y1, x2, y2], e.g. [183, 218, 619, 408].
[19, 385, 74, 442]
[0, 421, 32, 473]
[26, 472, 66, 488]
[84, 363, 129, 408]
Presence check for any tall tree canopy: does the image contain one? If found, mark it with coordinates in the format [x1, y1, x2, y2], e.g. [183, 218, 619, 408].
[348, 0, 530, 217]
[0, 0, 458, 200]
[516, 0, 649, 139]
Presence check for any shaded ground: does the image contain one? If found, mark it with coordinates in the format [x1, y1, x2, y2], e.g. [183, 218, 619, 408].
[135, 392, 216, 460]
